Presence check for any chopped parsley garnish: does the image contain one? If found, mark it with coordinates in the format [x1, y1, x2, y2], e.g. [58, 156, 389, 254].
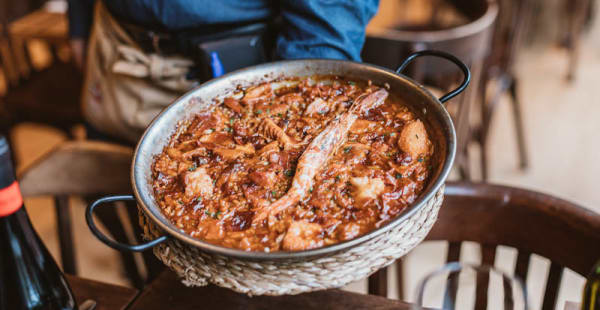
[229, 118, 235, 125]
[204, 210, 221, 219]
[395, 173, 403, 179]
[177, 200, 184, 205]
[390, 132, 396, 137]
[255, 109, 263, 115]
[224, 127, 232, 132]
[343, 146, 352, 153]
[197, 197, 203, 202]
[277, 113, 283, 117]
[188, 164, 197, 171]
[417, 157, 424, 163]
[309, 187, 313, 193]
[348, 81, 356, 85]
[284, 170, 294, 177]
[266, 109, 270, 114]
[271, 190, 278, 196]
[335, 175, 341, 181]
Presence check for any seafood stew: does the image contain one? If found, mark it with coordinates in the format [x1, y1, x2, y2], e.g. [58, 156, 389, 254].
[151, 76, 434, 252]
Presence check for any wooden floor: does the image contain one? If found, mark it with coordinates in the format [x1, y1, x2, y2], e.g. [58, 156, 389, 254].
[7, 17, 600, 310]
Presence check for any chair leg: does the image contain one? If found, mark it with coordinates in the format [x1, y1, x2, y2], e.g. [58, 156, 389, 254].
[566, 0, 591, 82]
[54, 195, 77, 275]
[123, 200, 164, 283]
[508, 78, 528, 170]
[458, 148, 472, 181]
[479, 133, 489, 181]
[368, 266, 388, 297]
[89, 197, 145, 289]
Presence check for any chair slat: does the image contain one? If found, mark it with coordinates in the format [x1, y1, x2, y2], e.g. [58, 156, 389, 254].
[54, 195, 76, 275]
[503, 274, 514, 310]
[396, 259, 404, 300]
[447, 242, 461, 262]
[91, 197, 144, 289]
[368, 267, 388, 297]
[124, 200, 164, 283]
[542, 263, 563, 310]
[474, 244, 496, 310]
[514, 251, 530, 283]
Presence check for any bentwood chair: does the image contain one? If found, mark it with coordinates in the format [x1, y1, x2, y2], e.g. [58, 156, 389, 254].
[362, 0, 498, 180]
[367, 182, 600, 310]
[474, 0, 534, 181]
[18, 140, 163, 289]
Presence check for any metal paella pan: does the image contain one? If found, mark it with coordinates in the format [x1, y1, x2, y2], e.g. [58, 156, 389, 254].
[86, 50, 469, 295]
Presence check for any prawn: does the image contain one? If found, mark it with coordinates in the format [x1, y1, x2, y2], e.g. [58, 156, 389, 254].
[253, 88, 389, 224]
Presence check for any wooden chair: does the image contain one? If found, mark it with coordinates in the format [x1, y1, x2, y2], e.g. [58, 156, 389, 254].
[7, 7, 70, 81]
[0, 5, 82, 161]
[368, 181, 600, 310]
[362, 0, 498, 180]
[18, 140, 164, 289]
[474, 0, 535, 180]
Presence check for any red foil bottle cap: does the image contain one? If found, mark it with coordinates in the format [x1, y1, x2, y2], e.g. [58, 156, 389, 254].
[0, 181, 23, 217]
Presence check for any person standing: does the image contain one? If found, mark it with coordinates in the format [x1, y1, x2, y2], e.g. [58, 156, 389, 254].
[68, 0, 379, 143]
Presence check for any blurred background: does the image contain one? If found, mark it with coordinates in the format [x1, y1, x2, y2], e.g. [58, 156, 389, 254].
[1, 0, 598, 309]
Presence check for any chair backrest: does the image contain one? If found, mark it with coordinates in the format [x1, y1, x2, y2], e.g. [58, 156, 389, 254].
[18, 140, 132, 196]
[427, 182, 600, 310]
[362, 0, 498, 88]
[17, 140, 163, 289]
[361, 0, 498, 178]
[486, 0, 535, 73]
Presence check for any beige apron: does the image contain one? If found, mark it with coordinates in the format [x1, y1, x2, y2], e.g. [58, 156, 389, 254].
[82, 1, 198, 142]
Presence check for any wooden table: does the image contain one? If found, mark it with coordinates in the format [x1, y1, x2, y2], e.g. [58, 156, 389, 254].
[66, 275, 137, 310]
[69, 271, 414, 310]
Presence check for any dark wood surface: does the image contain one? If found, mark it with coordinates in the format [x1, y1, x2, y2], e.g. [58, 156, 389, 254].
[128, 270, 413, 310]
[66, 275, 138, 310]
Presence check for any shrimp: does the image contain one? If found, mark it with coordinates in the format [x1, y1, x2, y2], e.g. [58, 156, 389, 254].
[253, 88, 389, 224]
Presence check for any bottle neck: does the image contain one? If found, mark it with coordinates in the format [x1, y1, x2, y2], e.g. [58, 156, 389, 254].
[0, 140, 23, 217]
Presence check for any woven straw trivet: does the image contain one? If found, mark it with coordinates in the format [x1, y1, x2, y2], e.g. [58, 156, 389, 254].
[139, 185, 444, 296]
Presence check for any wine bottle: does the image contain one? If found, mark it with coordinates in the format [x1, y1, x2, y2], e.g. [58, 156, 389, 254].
[583, 260, 600, 310]
[0, 136, 78, 309]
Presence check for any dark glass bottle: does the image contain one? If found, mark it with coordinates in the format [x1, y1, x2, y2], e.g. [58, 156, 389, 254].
[0, 136, 77, 309]
[583, 260, 600, 310]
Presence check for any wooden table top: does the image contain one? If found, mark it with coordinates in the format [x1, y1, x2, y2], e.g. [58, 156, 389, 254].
[66, 275, 138, 310]
[68, 271, 413, 310]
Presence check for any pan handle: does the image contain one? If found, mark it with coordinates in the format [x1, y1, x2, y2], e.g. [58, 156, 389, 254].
[86, 195, 169, 252]
[396, 50, 471, 104]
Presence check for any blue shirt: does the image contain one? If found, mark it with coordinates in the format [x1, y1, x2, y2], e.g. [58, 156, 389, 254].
[68, 0, 379, 61]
